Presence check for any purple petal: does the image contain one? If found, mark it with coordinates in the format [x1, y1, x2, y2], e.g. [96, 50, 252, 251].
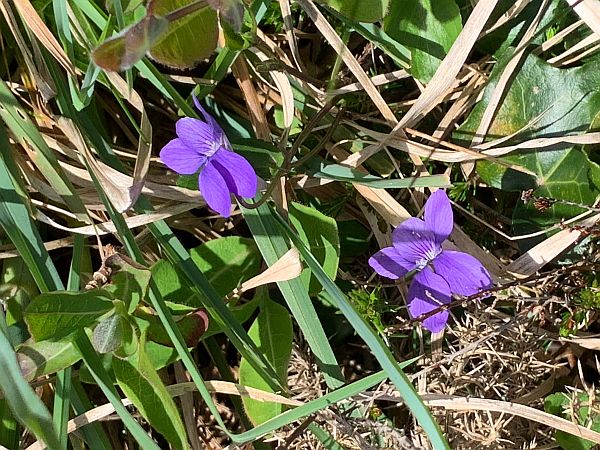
[432, 250, 493, 297]
[175, 118, 219, 156]
[159, 138, 206, 175]
[424, 190, 453, 247]
[199, 161, 232, 217]
[211, 150, 258, 198]
[408, 268, 452, 333]
[392, 217, 439, 263]
[369, 247, 416, 279]
[192, 97, 229, 143]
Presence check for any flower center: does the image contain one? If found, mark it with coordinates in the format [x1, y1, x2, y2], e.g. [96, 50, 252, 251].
[415, 247, 441, 271]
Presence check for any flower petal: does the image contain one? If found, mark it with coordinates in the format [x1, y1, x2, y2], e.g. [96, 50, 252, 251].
[192, 98, 235, 153]
[408, 268, 452, 333]
[424, 190, 453, 247]
[392, 217, 439, 264]
[432, 250, 493, 296]
[199, 161, 232, 217]
[369, 247, 416, 279]
[159, 138, 205, 175]
[175, 118, 219, 156]
[211, 150, 258, 198]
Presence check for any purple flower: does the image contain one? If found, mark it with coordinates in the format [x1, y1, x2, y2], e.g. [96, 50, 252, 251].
[159, 97, 257, 217]
[369, 190, 492, 333]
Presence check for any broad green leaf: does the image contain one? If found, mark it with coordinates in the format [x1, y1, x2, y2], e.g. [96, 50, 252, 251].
[148, 0, 218, 69]
[17, 339, 81, 381]
[24, 291, 115, 341]
[233, 139, 285, 179]
[113, 340, 188, 450]
[92, 14, 169, 71]
[318, 0, 390, 23]
[102, 253, 152, 312]
[456, 53, 600, 237]
[239, 296, 293, 425]
[0, 332, 61, 450]
[190, 236, 262, 295]
[384, 0, 462, 82]
[152, 236, 262, 309]
[92, 314, 134, 354]
[289, 203, 339, 295]
[138, 308, 209, 346]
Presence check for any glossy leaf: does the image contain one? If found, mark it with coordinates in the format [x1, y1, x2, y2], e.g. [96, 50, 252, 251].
[456, 53, 600, 236]
[113, 340, 188, 450]
[148, 0, 218, 69]
[384, 0, 462, 82]
[289, 203, 340, 295]
[24, 291, 115, 341]
[239, 296, 293, 425]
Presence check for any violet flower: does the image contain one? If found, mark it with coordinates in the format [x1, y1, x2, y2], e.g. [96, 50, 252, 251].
[159, 97, 257, 217]
[369, 190, 492, 333]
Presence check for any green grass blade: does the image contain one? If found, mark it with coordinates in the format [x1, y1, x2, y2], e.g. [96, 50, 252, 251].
[70, 381, 113, 450]
[272, 209, 450, 449]
[0, 81, 89, 224]
[0, 331, 61, 450]
[74, 335, 162, 450]
[53, 234, 85, 448]
[243, 203, 346, 389]
[0, 126, 64, 293]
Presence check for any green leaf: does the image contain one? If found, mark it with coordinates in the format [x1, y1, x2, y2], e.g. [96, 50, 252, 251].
[17, 339, 81, 381]
[92, 14, 169, 71]
[239, 296, 293, 425]
[233, 139, 285, 179]
[24, 291, 115, 341]
[113, 340, 188, 450]
[138, 308, 209, 347]
[0, 331, 61, 450]
[544, 392, 600, 450]
[148, 0, 218, 69]
[151, 236, 262, 310]
[243, 203, 345, 389]
[318, 0, 390, 23]
[102, 253, 152, 312]
[456, 52, 600, 236]
[289, 203, 339, 295]
[190, 236, 262, 296]
[384, 0, 462, 82]
[92, 314, 132, 354]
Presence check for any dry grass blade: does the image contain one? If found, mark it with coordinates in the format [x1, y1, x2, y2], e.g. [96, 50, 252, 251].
[416, 394, 600, 444]
[12, 0, 76, 76]
[232, 56, 271, 140]
[470, 0, 551, 147]
[392, 0, 500, 130]
[568, 0, 600, 39]
[57, 116, 148, 213]
[506, 213, 600, 277]
[36, 202, 199, 236]
[231, 247, 303, 296]
[294, 0, 396, 124]
[25, 381, 303, 450]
